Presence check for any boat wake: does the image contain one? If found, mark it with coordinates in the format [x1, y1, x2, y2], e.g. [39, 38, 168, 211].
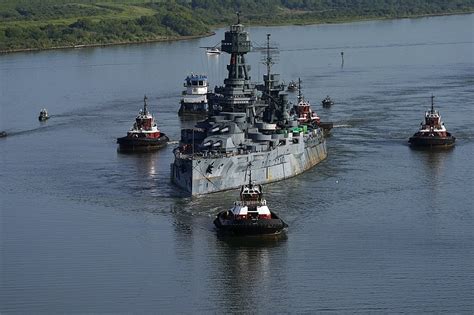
[333, 124, 351, 128]
[2, 122, 69, 137]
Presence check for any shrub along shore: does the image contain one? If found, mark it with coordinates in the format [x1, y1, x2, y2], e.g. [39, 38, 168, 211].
[1, 0, 473, 54]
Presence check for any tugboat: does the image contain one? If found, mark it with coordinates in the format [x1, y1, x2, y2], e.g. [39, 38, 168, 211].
[293, 78, 321, 125]
[214, 166, 288, 236]
[321, 95, 334, 107]
[287, 80, 298, 92]
[38, 108, 49, 121]
[291, 79, 334, 136]
[117, 95, 169, 152]
[409, 96, 455, 148]
[178, 74, 209, 116]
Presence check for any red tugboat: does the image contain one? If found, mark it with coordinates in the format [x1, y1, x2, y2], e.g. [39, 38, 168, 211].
[214, 167, 288, 236]
[291, 78, 335, 135]
[293, 78, 321, 125]
[117, 95, 169, 152]
[409, 96, 455, 148]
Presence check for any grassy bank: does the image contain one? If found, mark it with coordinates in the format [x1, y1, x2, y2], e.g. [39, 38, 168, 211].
[1, 0, 473, 53]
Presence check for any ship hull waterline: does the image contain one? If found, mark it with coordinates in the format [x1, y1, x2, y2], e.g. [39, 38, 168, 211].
[171, 137, 327, 195]
[408, 135, 455, 148]
[214, 213, 288, 236]
[117, 135, 169, 152]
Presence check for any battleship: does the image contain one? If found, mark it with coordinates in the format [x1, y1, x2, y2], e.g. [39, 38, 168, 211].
[171, 16, 327, 195]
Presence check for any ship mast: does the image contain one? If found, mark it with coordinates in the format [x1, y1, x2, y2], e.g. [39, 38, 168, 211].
[247, 162, 252, 186]
[297, 78, 303, 103]
[431, 95, 435, 113]
[143, 95, 148, 115]
[264, 34, 274, 95]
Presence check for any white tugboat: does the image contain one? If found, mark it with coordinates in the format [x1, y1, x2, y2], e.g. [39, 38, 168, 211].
[117, 95, 169, 152]
[409, 96, 455, 148]
[178, 74, 209, 116]
[214, 166, 288, 235]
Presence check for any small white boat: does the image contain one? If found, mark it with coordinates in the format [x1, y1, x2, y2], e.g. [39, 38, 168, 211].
[38, 108, 49, 121]
[206, 47, 221, 55]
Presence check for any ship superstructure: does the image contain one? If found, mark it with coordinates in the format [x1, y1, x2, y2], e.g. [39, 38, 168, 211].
[171, 17, 327, 195]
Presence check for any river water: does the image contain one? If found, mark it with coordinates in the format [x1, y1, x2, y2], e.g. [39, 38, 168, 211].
[1, 14, 473, 313]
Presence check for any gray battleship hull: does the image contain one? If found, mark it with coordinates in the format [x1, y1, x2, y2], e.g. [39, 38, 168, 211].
[171, 134, 327, 195]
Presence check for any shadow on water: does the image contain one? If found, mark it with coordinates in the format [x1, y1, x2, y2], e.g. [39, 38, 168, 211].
[409, 145, 455, 168]
[216, 233, 288, 248]
[408, 145, 455, 193]
[211, 232, 288, 313]
[2, 121, 69, 137]
[116, 151, 161, 178]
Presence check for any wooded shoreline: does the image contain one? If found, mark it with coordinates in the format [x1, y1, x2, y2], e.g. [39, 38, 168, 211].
[0, 32, 215, 54]
[1, 9, 472, 55]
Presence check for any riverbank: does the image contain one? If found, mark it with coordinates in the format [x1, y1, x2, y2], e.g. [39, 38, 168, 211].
[245, 10, 474, 27]
[0, 32, 215, 54]
[1, 13, 473, 313]
[1, 2, 472, 55]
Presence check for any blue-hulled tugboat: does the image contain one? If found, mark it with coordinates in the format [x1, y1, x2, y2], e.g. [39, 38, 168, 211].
[214, 170, 288, 236]
[38, 108, 49, 121]
[117, 96, 169, 152]
[321, 95, 334, 107]
[409, 96, 455, 148]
